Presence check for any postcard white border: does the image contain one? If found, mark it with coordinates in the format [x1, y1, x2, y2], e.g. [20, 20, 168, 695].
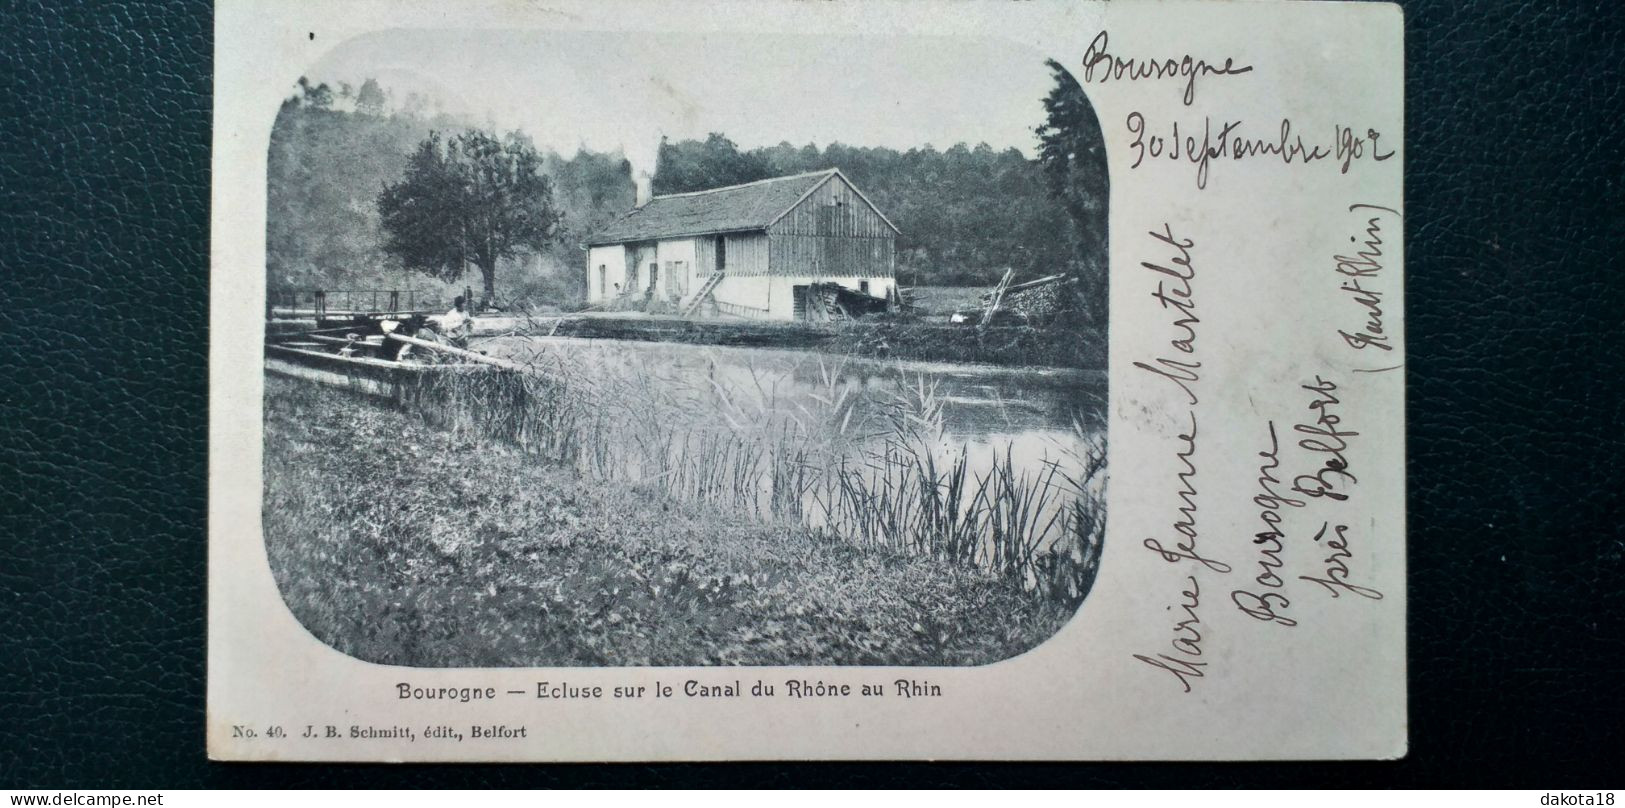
[210, 0, 1406, 762]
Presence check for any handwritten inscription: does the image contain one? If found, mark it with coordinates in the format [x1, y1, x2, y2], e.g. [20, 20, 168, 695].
[1142, 412, 1229, 573]
[1336, 203, 1400, 355]
[1129, 176, 1399, 690]
[1230, 422, 1307, 627]
[1133, 224, 1202, 406]
[1126, 114, 1395, 189]
[1134, 576, 1209, 693]
[1080, 31, 1254, 105]
[1133, 226, 1234, 693]
[1138, 226, 1227, 575]
[1132, 208, 1399, 692]
[1292, 376, 1359, 502]
[1300, 522, 1385, 601]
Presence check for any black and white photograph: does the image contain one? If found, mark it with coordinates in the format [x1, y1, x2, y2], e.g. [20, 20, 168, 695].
[21, 0, 1625, 786]
[260, 29, 1111, 668]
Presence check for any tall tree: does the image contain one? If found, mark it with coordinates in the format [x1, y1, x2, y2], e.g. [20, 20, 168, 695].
[355, 78, 387, 116]
[377, 129, 564, 305]
[296, 76, 334, 110]
[1034, 59, 1108, 296]
[652, 133, 770, 194]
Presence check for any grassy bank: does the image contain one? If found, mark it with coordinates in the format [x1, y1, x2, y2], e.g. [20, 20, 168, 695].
[405, 347, 1105, 591]
[822, 318, 1106, 369]
[518, 313, 1106, 370]
[264, 376, 1082, 666]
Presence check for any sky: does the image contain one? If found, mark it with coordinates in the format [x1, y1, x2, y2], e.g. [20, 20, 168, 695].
[304, 28, 1058, 175]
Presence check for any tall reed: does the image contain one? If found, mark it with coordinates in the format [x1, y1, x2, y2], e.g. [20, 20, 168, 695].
[391, 342, 1107, 608]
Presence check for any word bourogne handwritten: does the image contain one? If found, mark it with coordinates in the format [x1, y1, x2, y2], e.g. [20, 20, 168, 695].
[1080, 31, 1253, 106]
[1126, 114, 1395, 189]
[1229, 422, 1306, 628]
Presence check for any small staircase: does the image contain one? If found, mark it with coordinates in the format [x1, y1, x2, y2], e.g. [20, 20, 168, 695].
[680, 272, 726, 318]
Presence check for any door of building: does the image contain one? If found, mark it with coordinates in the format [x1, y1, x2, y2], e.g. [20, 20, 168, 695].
[792, 285, 809, 320]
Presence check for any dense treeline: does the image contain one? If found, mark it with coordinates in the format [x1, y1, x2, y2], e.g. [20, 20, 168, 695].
[269, 64, 1104, 307]
[267, 79, 633, 308]
[653, 129, 1101, 288]
[266, 93, 436, 296]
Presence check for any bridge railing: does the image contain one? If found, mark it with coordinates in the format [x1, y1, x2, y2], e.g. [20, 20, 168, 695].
[266, 289, 455, 320]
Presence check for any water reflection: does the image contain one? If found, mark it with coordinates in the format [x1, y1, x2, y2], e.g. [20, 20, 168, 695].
[477, 335, 1106, 574]
[483, 335, 1105, 443]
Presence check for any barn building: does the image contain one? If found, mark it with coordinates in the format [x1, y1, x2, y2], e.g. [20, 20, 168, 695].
[584, 168, 899, 320]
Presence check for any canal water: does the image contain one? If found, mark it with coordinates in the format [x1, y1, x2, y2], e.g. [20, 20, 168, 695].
[478, 335, 1106, 566]
[483, 335, 1103, 461]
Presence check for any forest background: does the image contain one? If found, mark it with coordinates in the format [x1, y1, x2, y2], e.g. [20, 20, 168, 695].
[267, 71, 1102, 311]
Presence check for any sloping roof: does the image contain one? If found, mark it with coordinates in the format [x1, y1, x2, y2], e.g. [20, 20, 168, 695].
[585, 168, 897, 246]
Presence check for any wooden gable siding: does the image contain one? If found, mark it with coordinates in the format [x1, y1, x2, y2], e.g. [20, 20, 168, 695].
[768, 174, 893, 239]
[694, 232, 771, 277]
[695, 236, 716, 275]
[766, 174, 895, 278]
[768, 235, 894, 279]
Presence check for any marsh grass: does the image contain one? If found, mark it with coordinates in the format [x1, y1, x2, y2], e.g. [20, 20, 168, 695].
[264, 376, 1077, 665]
[391, 342, 1106, 613]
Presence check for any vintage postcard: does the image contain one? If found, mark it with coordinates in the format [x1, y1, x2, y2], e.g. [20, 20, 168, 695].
[209, 0, 1405, 761]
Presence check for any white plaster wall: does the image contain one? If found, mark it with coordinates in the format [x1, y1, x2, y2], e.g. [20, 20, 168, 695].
[656, 238, 698, 299]
[713, 276, 776, 317]
[709, 274, 895, 319]
[586, 245, 626, 302]
[767, 276, 801, 319]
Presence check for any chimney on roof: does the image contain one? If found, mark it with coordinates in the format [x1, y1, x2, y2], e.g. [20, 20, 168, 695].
[634, 171, 653, 207]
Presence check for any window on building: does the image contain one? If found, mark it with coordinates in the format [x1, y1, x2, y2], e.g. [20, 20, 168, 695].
[716, 236, 727, 272]
[860, 280, 871, 296]
[598, 265, 606, 297]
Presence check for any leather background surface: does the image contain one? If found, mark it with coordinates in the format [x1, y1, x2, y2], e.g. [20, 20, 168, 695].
[2, 0, 1621, 787]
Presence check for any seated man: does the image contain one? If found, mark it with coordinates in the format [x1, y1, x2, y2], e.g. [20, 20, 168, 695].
[429, 295, 474, 347]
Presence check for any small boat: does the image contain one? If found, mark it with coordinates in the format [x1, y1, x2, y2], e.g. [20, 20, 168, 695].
[265, 313, 520, 400]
